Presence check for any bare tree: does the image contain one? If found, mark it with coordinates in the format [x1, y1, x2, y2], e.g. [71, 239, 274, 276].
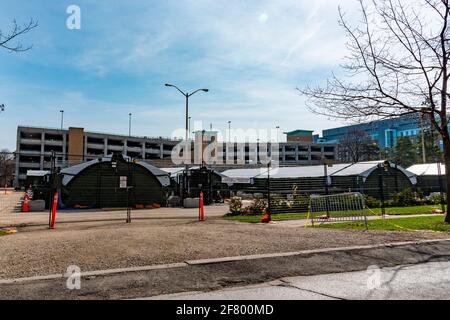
[339, 128, 373, 162]
[0, 19, 38, 52]
[300, 0, 450, 223]
[0, 149, 14, 187]
[0, 19, 37, 116]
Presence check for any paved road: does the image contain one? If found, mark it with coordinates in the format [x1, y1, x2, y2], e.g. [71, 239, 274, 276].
[147, 260, 450, 300]
[2, 240, 450, 299]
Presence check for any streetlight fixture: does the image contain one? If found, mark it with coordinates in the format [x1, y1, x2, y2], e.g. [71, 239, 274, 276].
[164, 84, 209, 142]
[165, 83, 209, 199]
[60, 110, 64, 130]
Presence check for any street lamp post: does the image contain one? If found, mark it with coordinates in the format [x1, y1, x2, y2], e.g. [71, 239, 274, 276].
[165, 84, 209, 200]
[420, 106, 433, 164]
[228, 121, 231, 142]
[420, 113, 427, 164]
[188, 116, 192, 140]
[60, 110, 64, 130]
[276, 126, 280, 142]
[128, 113, 132, 137]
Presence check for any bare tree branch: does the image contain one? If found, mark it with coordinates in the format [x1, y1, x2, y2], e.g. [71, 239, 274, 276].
[0, 19, 38, 52]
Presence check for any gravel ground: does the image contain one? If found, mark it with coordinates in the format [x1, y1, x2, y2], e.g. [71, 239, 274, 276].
[1, 212, 449, 279]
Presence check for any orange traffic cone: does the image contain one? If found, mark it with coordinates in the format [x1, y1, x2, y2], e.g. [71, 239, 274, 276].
[22, 194, 30, 213]
[261, 212, 271, 223]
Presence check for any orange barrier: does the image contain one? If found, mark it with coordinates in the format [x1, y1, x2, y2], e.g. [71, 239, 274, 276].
[22, 194, 30, 213]
[49, 192, 58, 229]
[199, 192, 205, 222]
[261, 212, 272, 223]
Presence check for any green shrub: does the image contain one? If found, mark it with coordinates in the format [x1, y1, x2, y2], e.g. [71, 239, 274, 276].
[425, 193, 446, 205]
[292, 193, 310, 212]
[390, 188, 420, 206]
[228, 197, 244, 216]
[243, 198, 268, 215]
[365, 196, 380, 208]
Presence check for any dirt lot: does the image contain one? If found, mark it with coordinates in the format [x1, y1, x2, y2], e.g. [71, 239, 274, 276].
[1, 205, 449, 280]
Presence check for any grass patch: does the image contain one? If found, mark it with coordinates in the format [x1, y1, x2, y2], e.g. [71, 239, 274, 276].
[225, 212, 309, 223]
[319, 215, 450, 232]
[0, 231, 8, 237]
[368, 205, 444, 215]
[224, 205, 443, 223]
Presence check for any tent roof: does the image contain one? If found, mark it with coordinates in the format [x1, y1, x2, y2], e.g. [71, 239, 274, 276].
[221, 161, 416, 184]
[26, 170, 51, 177]
[60, 155, 171, 187]
[221, 168, 269, 185]
[160, 166, 227, 180]
[160, 167, 185, 178]
[407, 163, 446, 176]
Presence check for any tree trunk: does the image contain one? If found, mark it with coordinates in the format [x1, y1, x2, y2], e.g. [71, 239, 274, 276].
[443, 137, 450, 223]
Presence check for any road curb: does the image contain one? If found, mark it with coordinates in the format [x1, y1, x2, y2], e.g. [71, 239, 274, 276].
[0, 262, 188, 284]
[185, 238, 450, 265]
[1, 238, 449, 284]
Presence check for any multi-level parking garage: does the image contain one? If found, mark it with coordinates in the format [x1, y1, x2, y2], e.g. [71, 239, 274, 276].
[15, 126, 179, 185]
[14, 126, 337, 186]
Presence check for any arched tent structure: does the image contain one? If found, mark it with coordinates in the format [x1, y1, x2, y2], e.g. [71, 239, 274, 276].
[407, 163, 446, 194]
[160, 166, 229, 204]
[59, 154, 171, 208]
[222, 161, 416, 199]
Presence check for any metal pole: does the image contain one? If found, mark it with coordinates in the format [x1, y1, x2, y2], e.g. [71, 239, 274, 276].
[185, 95, 189, 142]
[201, 130, 205, 167]
[188, 117, 191, 140]
[378, 165, 386, 217]
[128, 113, 132, 137]
[267, 162, 271, 214]
[420, 114, 426, 164]
[48, 151, 56, 228]
[185, 95, 189, 200]
[324, 163, 330, 218]
[164, 84, 209, 203]
[60, 110, 64, 130]
[228, 121, 231, 143]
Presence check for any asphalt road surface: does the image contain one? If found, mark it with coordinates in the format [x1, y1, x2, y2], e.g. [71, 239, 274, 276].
[147, 260, 450, 300]
[2, 240, 450, 299]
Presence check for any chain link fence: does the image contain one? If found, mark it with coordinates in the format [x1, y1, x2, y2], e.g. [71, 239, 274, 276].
[228, 163, 447, 217]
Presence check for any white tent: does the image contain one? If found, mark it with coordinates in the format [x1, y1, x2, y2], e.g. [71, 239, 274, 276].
[407, 163, 446, 176]
[222, 161, 417, 185]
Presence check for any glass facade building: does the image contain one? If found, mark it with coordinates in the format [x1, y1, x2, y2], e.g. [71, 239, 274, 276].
[314, 114, 425, 149]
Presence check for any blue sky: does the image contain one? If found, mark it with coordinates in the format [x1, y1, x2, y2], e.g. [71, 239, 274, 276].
[0, 0, 361, 150]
